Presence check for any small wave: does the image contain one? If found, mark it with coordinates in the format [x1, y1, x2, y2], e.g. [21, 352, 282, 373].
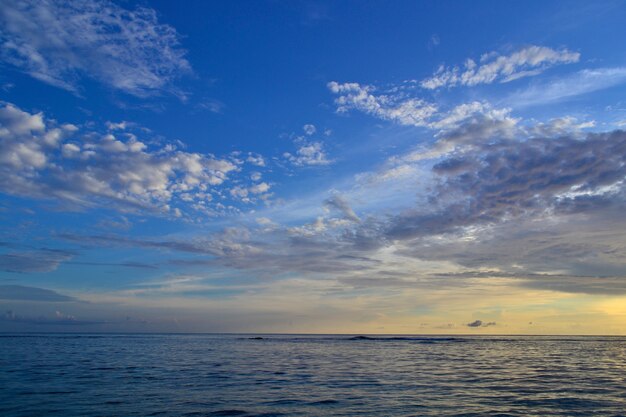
[309, 399, 339, 405]
[206, 410, 249, 416]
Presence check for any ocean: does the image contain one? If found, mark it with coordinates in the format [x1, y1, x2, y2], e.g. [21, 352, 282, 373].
[1, 334, 625, 416]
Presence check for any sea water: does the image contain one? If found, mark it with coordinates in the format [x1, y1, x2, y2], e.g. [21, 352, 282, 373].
[1, 334, 625, 416]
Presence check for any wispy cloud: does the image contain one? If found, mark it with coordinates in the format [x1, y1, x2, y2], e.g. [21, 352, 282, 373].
[505, 67, 626, 108]
[328, 81, 437, 127]
[0, 249, 74, 273]
[421, 45, 579, 89]
[0, 285, 75, 301]
[0, 0, 190, 96]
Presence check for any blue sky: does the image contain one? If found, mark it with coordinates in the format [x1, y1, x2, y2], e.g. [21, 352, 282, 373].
[2, 0, 626, 333]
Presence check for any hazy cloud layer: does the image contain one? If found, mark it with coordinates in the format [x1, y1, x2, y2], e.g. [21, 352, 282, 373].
[0, 285, 75, 301]
[0, 249, 74, 273]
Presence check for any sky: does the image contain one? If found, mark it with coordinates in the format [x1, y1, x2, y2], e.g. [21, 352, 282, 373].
[1, 0, 626, 334]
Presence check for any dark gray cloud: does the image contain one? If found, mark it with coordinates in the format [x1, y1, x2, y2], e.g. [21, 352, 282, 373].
[386, 130, 626, 242]
[324, 194, 360, 222]
[467, 320, 496, 328]
[0, 285, 75, 302]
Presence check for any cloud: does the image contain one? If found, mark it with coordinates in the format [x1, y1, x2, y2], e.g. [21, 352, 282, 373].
[421, 45, 580, 89]
[303, 124, 316, 135]
[0, 285, 75, 301]
[1, 309, 102, 325]
[229, 182, 271, 203]
[197, 99, 225, 114]
[284, 140, 332, 166]
[247, 153, 266, 167]
[324, 194, 360, 222]
[384, 129, 626, 242]
[0, 249, 74, 273]
[505, 67, 626, 108]
[466, 320, 496, 328]
[0, 0, 190, 96]
[327, 83, 514, 133]
[0, 102, 250, 216]
[328, 81, 437, 127]
[427, 34, 440, 50]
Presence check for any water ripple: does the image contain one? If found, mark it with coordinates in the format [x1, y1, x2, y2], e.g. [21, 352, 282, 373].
[0, 334, 625, 416]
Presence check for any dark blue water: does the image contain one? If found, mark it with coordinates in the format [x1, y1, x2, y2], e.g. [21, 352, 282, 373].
[1, 334, 625, 416]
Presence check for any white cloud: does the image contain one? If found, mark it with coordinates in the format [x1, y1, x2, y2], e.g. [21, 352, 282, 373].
[303, 124, 316, 135]
[420, 45, 580, 89]
[106, 121, 128, 131]
[230, 182, 271, 203]
[246, 153, 266, 167]
[249, 182, 270, 194]
[0, 0, 190, 96]
[328, 81, 517, 136]
[284, 140, 332, 166]
[0, 102, 247, 216]
[505, 67, 626, 108]
[328, 81, 437, 127]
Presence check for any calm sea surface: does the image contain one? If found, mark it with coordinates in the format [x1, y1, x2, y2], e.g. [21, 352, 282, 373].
[1, 334, 625, 416]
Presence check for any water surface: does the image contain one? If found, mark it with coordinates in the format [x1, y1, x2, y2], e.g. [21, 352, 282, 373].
[1, 334, 625, 416]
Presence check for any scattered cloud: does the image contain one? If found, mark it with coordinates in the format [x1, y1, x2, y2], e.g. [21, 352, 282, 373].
[247, 153, 266, 167]
[328, 81, 437, 127]
[230, 182, 271, 203]
[328, 82, 515, 133]
[0, 102, 258, 216]
[284, 140, 332, 166]
[421, 45, 580, 89]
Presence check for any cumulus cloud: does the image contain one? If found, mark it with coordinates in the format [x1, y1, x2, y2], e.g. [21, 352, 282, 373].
[247, 153, 266, 167]
[0, 102, 251, 216]
[0, 0, 190, 96]
[421, 45, 580, 89]
[284, 140, 332, 166]
[303, 124, 316, 135]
